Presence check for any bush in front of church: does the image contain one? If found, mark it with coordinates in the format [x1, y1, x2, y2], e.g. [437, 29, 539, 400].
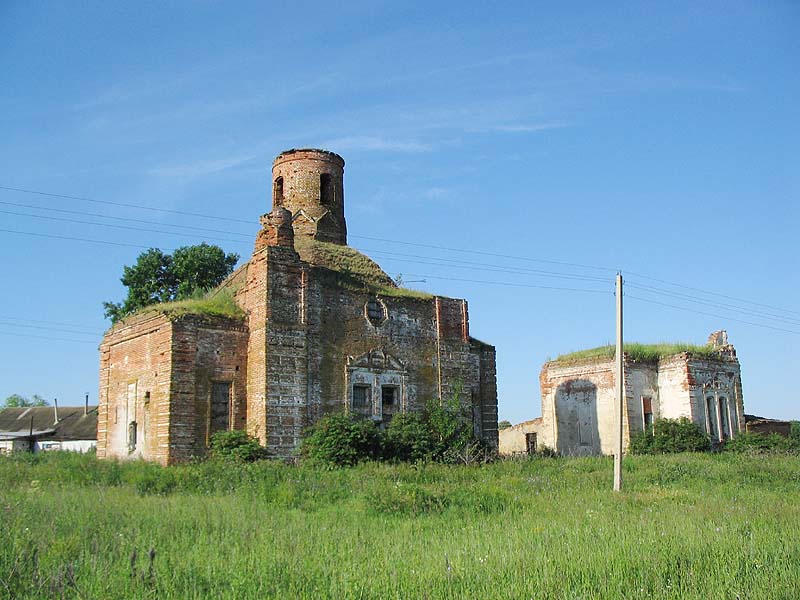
[301, 413, 383, 467]
[629, 418, 711, 455]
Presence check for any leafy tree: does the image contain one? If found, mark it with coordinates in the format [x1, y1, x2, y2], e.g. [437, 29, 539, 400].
[498, 420, 512, 430]
[103, 243, 239, 322]
[3, 394, 48, 407]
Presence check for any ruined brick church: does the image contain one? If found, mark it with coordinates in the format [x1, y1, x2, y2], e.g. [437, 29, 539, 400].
[98, 149, 498, 464]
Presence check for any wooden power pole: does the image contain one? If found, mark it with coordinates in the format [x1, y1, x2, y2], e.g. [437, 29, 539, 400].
[614, 272, 624, 492]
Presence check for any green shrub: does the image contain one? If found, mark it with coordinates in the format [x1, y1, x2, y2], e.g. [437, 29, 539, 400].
[424, 394, 481, 463]
[301, 414, 382, 467]
[209, 430, 270, 462]
[723, 432, 799, 454]
[629, 418, 711, 454]
[301, 390, 486, 467]
[383, 413, 437, 462]
[128, 463, 178, 496]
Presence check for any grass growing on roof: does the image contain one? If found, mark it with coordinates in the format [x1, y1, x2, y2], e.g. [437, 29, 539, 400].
[295, 237, 433, 299]
[119, 288, 245, 324]
[552, 342, 722, 364]
[159, 288, 245, 320]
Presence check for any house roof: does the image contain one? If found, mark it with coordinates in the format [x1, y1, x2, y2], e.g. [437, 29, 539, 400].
[0, 406, 98, 441]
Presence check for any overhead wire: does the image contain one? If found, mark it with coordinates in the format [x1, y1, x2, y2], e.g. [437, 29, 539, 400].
[356, 247, 611, 283]
[626, 295, 800, 335]
[0, 209, 253, 246]
[0, 320, 100, 337]
[398, 273, 611, 294]
[0, 228, 161, 249]
[0, 330, 99, 344]
[1, 184, 797, 336]
[0, 185, 254, 224]
[625, 282, 800, 326]
[0, 199, 254, 238]
[626, 270, 799, 317]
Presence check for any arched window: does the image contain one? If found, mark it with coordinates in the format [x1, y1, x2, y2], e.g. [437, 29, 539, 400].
[706, 396, 717, 439]
[320, 173, 333, 206]
[719, 397, 730, 439]
[273, 176, 284, 206]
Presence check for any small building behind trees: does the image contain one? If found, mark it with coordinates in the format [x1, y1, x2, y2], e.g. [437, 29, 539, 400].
[0, 404, 98, 454]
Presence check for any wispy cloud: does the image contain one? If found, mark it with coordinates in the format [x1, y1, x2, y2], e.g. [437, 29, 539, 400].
[479, 122, 571, 134]
[148, 154, 257, 178]
[317, 136, 431, 153]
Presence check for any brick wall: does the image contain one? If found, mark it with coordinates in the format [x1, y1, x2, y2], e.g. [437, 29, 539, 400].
[167, 315, 248, 463]
[98, 313, 173, 464]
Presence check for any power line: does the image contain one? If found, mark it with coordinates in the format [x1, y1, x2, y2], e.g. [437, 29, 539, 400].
[0, 228, 159, 249]
[1, 185, 794, 326]
[0, 315, 99, 330]
[0, 185, 254, 224]
[352, 234, 618, 273]
[0, 209, 253, 246]
[400, 273, 611, 294]
[626, 295, 800, 336]
[0, 321, 100, 336]
[626, 282, 800, 326]
[0, 329, 99, 344]
[0, 199, 253, 238]
[625, 271, 800, 317]
[358, 247, 610, 283]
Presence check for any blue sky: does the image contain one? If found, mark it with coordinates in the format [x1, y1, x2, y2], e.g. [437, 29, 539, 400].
[0, 1, 797, 422]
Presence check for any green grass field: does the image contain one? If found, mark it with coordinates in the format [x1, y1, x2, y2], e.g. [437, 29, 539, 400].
[2, 452, 799, 599]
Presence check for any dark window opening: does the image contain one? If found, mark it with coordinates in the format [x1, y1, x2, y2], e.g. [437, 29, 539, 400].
[274, 176, 284, 206]
[366, 299, 386, 325]
[128, 421, 137, 452]
[719, 397, 730, 440]
[211, 382, 232, 435]
[352, 385, 371, 413]
[642, 396, 653, 430]
[381, 386, 397, 407]
[320, 173, 333, 206]
[706, 396, 717, 439]
[525, 432, 537, 455]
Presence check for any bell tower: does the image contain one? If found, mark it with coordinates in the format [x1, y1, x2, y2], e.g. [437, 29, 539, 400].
[271, 148, 346, 245]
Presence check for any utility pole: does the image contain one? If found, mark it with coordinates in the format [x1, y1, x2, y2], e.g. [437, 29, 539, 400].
[614, 272, 624, 492]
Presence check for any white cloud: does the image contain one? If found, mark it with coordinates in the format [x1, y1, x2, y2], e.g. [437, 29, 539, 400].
[148, 154, 257, 178]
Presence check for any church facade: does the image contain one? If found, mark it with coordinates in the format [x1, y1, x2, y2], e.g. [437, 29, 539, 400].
[98, 149, 498, 464]
[499, 331, 744, 456]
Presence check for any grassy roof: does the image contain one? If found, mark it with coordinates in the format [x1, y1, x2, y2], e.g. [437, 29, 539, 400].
[294, 237, 433, 299]
[114, 289, 245, 328]
[551, 342, 723, 365]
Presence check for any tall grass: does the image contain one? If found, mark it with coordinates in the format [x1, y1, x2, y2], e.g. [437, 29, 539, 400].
[1, 452, 799, 599]
[553, 342, 722, 364]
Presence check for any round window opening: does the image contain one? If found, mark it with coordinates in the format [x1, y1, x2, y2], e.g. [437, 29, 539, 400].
[365, 298, 387, 326]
